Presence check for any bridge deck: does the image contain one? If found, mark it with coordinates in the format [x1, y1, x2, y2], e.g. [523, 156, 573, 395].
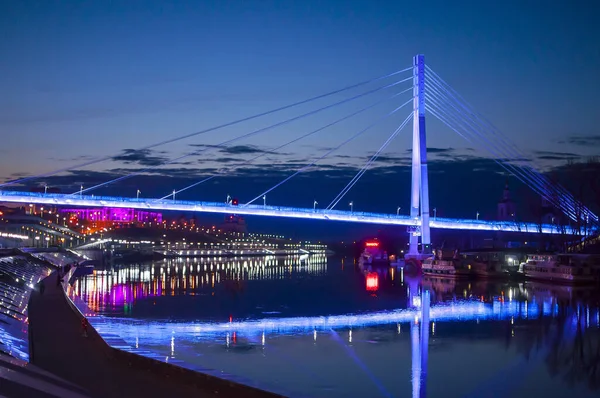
[1, 190, 574, 234]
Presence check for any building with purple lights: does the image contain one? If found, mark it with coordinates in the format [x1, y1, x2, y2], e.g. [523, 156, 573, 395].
[60, 207, 162, 224]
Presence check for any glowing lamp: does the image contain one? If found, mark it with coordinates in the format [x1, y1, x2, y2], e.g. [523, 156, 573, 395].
[365, 241, 379, 248]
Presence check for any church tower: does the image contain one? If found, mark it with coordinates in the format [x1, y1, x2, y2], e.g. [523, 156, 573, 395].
[497, 180, 516, 221]
[541, 196, 556, 224]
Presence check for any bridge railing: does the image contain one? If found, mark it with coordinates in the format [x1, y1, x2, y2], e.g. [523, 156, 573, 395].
[0, 190, 580, 234]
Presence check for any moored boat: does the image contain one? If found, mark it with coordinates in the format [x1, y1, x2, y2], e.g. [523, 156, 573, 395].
[422, 249, 470, 278]
[459, 250, 514, 279]
[521, 253, 600, 284]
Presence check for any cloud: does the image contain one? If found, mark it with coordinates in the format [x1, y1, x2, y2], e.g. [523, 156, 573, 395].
[212, 157, 240, 163]
[559, 135, 600, 147]
[112, 149, 168, 166]
[49, 154, 96, 162]
[533, 150, 579, 161]
[371, 155, 411, 165]
[218, 145, 266, 155]
[406, 147, 456, 154]
[189, 143, 289, 156]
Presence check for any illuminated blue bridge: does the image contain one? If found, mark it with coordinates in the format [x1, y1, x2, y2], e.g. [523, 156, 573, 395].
[0, 55, 597, 249]
[0, 190, 577, 235]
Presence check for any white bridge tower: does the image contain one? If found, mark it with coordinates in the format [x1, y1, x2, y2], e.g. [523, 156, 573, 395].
[406, 54, 432, 259]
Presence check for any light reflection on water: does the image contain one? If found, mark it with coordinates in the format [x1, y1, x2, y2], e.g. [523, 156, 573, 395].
[67, 255, 600, 398]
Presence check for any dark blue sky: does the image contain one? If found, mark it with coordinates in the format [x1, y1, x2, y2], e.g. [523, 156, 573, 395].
[1, 1, 599, 236]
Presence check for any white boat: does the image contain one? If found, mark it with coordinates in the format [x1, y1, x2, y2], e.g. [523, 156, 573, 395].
[422, 249, 470, 278]
[521, 253, 600, 284]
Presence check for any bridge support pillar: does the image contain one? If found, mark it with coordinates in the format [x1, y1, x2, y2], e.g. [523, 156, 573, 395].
[407, 54, 432, 260]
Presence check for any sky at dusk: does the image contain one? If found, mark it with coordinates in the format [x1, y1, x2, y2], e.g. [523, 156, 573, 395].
[1, 0, 599, 235]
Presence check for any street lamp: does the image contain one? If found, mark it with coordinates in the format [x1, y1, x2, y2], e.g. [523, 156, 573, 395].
[80, 185, 83, 198]
[227, 194, 231, 204]
[314, 200, 318, 211]
[434, 208, 437, 220]
[476, 211, 480, 220]
[349, 201, 354, 213]
[397, 206, 401, 216]
[172, 190, 176, 200]
[263, 195, 267, 207]
[44, 185, 48, 194]
[137, 189, 141, 199]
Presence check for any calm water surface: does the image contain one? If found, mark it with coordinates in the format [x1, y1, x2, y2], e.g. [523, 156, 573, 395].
[68, 254, 600, 398]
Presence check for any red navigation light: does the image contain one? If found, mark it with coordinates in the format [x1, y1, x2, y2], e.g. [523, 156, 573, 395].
[365, 241, 379, 248]
[232, 198, 239, 206]
[366, 272, 379, 292]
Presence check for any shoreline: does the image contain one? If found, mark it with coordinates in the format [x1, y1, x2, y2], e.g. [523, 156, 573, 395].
[28, 268, 285, 398]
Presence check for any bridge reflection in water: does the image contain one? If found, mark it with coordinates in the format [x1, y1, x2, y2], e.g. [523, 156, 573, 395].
[66, 257, 600, 398]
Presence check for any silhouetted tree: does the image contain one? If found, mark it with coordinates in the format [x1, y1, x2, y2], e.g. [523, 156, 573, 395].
[511, 300, 600, 392]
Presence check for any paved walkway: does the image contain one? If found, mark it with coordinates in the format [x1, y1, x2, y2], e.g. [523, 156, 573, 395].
[28, 272, 282, 398]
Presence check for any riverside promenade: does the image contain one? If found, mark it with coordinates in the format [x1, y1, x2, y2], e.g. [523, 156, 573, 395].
[28, 272, 284, 398]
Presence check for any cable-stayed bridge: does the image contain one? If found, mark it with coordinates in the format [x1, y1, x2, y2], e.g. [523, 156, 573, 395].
[0, 189, 582, 235]
[1, 55, 597, 256]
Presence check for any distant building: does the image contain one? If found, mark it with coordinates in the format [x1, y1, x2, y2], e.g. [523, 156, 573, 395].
[59, 207, 162, 224]
[497, 181, 516, 221]
[220, 214, 247, 234]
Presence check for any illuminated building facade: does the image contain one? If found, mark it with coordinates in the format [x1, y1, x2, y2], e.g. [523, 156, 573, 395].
[60, 207, 162, 224]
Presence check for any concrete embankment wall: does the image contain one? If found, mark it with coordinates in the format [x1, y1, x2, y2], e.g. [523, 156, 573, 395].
[57, 260, 285, 397]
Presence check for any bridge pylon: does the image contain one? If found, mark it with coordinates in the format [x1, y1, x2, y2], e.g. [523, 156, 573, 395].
[406, 54, 432, 261]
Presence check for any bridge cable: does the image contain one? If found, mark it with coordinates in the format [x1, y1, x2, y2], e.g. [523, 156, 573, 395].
[424, 72, 581, 220]
[159, 87, 414, 200]
[423, 81, 565, 212]
[425, 66, 580, 211]
[424, 86, 578, 222]
[327, 112, 413, 210]
[244, 97, 414, 206]
[425, 67, 597, 224]
[425, 97, 575, 225]
[425, 75, 589, 224]
[0, 67, 412, 189]
[424, 91, 580, 225]
[73, 76, 414, 196]
[423, 70, 581, 220]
